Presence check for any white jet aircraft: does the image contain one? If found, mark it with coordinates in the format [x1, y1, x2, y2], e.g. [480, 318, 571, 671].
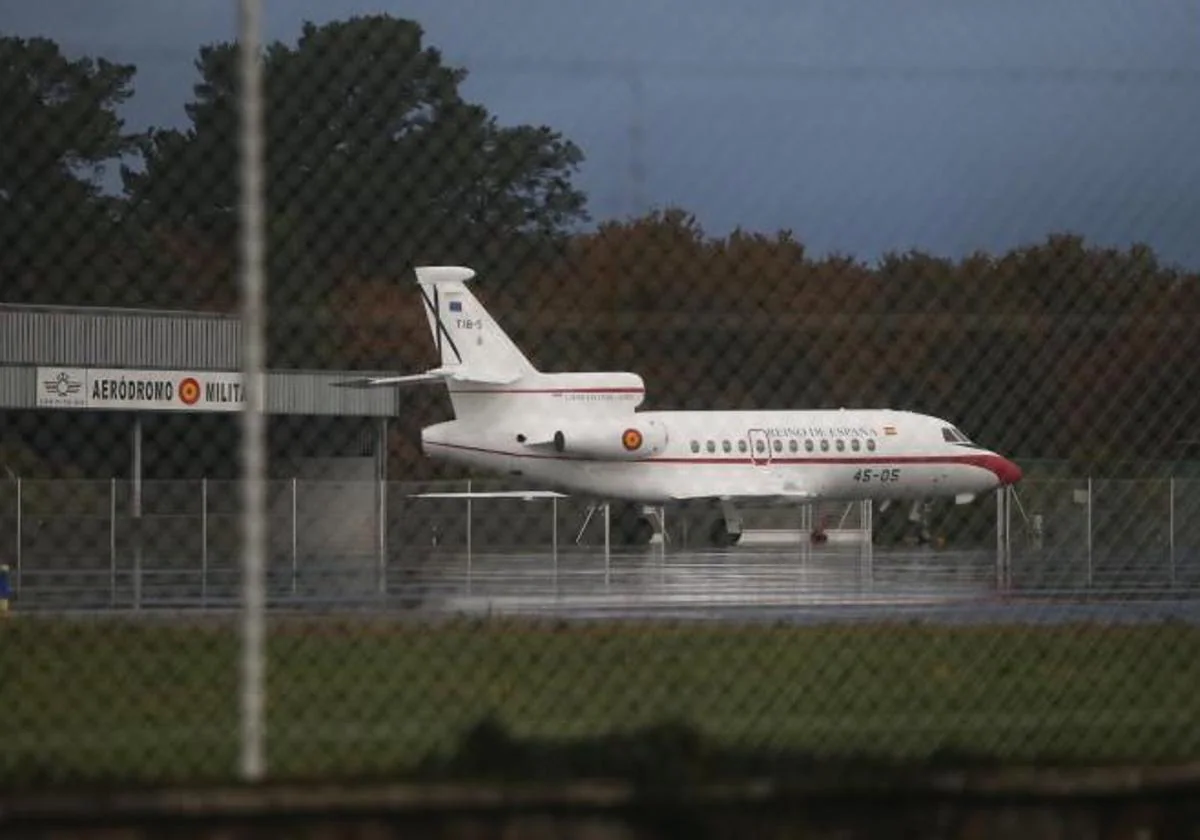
[335, 266, 1022, 546]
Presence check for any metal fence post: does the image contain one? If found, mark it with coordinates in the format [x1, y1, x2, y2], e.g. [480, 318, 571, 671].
[14, 476, 21, 595]
[863, 498, 874, 577]
[291, 477, 298, 596]
[110, 478, 117, 607]
[604, 502, 611, 586]
[1005, 486, 1012, 584]
[202, 477, 208, 606]
[552, 496, 559, 590]
[996, 482, 1005, 584]
[132, 415, 142, 611]
[1086, 475, 1093, 588]
[1169, 475, 1176, 588]
[377, 474, 387, 596]
[376, 418, 388, 597]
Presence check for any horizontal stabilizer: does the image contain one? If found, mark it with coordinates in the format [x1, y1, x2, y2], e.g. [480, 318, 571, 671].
[332, 371, 447, 389]
[332, 366, 520, 389]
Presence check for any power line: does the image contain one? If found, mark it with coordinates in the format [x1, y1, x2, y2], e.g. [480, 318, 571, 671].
[464, 57, 1200, 85]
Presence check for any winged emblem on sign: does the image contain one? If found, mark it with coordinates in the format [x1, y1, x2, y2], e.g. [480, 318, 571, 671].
[42, 370, 83, 398]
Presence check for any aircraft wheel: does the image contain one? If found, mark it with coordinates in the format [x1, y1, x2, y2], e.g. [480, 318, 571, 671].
[613, 505, 654, 545]
[708, 519, 741, 548]
[631, 517, 655, 545]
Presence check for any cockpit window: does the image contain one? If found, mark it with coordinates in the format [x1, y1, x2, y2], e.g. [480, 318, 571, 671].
[942, 426, 972, 443]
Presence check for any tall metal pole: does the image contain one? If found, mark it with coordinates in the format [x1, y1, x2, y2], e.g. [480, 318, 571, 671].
[238, 0, 267, 783]
[551, 496, 558, 591]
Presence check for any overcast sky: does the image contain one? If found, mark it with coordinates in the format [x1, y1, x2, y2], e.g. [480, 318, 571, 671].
[3, 0, 1199, 268]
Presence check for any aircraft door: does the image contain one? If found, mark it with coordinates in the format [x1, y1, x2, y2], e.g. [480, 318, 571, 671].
[747, 429, 771, 466]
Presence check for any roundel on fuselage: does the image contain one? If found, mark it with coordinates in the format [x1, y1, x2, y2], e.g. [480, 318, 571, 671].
[622, 428, 644, 451]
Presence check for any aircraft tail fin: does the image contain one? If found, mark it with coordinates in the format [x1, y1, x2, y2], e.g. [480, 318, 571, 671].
[414, 266, 538, 382]
[332, 266, 536, 418]
[333, 265, 645, 421]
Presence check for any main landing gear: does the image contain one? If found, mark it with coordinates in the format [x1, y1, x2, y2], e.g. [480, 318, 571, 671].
[575, 501, 663, 546]
[707, 499, 743, 547]
[612, 499, 744, 548]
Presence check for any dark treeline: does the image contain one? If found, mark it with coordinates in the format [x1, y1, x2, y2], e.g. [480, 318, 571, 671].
[2, 18, 1198, 481]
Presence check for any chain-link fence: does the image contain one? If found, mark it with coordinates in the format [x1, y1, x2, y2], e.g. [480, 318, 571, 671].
[3, 6, 1200, 791]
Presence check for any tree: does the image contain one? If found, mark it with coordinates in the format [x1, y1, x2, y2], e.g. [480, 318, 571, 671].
[0, 35, 141, 303]
[124, 14, 589, 365]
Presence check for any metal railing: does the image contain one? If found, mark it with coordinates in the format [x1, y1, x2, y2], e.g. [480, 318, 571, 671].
[5, 476, 1200, 611]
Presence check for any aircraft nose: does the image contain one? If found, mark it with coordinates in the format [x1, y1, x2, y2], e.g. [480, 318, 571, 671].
[993, 455, 1022, 486]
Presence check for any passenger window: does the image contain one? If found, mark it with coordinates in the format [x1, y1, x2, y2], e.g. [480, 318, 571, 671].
[706, 440, 716, 453]
[789, 440, 798, 452]
[772, 439, 782, 452]
[866, 439, 876, 451]
[836, 440, 845, 451]
[690, 440, 700, 453]
[805, 440, 815, 452]
[722, 440, 732, 453]
[755, 440, 766, 453]
[738, 440, 748, 453]
[851, 439, 860, 451]
[820, 440, 829, 452]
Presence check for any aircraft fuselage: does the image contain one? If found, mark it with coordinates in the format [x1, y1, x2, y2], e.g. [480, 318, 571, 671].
[421, 407, 1019, 506]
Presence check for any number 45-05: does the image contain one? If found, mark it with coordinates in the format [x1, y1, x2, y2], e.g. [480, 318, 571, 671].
[853, 468, 900, 483]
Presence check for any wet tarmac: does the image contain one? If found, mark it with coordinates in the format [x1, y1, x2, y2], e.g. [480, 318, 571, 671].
[13, 542, 1200, 625]
[401, 543, 1200, 624]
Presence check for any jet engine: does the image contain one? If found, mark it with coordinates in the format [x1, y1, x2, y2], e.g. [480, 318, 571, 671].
[551, 417, 668, 460]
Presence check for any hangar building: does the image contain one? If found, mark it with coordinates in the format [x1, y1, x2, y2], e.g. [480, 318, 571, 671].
[0, 301, 404, 607]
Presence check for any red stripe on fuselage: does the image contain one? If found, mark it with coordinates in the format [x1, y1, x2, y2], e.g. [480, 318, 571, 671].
[424, 441, 1012, 478]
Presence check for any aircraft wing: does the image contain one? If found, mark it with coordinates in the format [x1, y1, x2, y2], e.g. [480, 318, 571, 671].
[667, 475, 815, 503]
[669, 491, 817, 504]
[410, 490, 568, 500]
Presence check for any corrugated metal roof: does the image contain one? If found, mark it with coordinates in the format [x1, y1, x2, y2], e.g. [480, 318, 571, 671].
[0, 366, 401, 417]
[0, 304, 240, 369]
